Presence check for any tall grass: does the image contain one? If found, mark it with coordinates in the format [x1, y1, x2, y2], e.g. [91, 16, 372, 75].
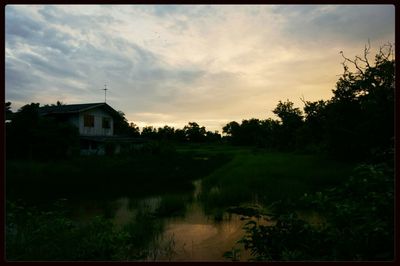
[199, 149, 354, 213]
[6, 152, 232, 202]
[6, 198, 171, 261]
[238, 163, 394, 261]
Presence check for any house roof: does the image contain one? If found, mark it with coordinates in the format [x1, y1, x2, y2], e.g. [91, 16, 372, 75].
[39, 103, 120, 117]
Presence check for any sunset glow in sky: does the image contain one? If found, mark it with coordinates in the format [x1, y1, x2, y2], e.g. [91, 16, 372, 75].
[5, 5, 395, 132]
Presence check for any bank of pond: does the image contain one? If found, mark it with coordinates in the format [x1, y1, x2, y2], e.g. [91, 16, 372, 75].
[5, 145, 394, 261]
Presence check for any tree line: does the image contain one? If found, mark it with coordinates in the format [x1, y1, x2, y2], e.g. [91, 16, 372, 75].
[223, 43, 394, 162]
[113, 43, 394, 162]
[127, 122, 221, 143]
[5, 43, 394, 162]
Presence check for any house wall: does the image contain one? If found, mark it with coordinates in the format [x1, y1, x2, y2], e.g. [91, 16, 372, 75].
[79, 108, 114, 136]
[68, 114, 79, 128]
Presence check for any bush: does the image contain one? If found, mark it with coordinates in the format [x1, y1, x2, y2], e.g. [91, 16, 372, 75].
[5, 199, 164, 261]
[238, 163, 394, 261]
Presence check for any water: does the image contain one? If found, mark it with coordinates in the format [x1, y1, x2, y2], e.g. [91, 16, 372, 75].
[151, 201, 254, 261]
[71, 180, 273, 261]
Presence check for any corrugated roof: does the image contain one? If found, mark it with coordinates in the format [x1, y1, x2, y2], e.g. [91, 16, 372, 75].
[39, 103, 115, 115]
[39, 103, 119, 119]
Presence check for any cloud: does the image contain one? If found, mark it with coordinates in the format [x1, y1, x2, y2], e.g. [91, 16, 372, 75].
[5, 5, 395, 132]
[6, 6, 43, 39]
[275, 5, 395, 44]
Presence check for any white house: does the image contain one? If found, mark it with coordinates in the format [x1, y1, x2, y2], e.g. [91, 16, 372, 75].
[39, 102, 144, 155]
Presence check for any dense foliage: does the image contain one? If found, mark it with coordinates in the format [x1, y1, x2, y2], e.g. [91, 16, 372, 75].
[113, 110, 141, 137]
[6, 103, 80, 160]
[239, 163, 394, 261]
[223, 44, 395, 261]
[6, 199, 168, 261]
[223, 44, 394, 162]
[141, 122, 221, 143]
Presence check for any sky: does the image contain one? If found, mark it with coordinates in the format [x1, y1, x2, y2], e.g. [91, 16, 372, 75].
[5, 5, 395, 132]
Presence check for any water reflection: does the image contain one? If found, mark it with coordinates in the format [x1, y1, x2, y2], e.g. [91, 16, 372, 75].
[155, 211, 257, 261]
[72, 180, 272, 261]
[113, 197, 135, 227]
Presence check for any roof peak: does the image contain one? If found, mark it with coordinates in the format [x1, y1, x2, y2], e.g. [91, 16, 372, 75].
[39, 102, 118, 116]
[43, 102, 106, 106]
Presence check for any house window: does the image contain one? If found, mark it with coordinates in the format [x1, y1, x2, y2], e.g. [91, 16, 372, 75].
[102, 117, 110, 129]
[84, 114, 94, 127]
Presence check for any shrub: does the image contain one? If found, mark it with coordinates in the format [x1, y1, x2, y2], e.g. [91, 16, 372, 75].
[5, 199, 165, 261]
[238, 163, 394, 261]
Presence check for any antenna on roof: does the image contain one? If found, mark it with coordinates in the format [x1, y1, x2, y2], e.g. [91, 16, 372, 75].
[101, 83, 108, 103]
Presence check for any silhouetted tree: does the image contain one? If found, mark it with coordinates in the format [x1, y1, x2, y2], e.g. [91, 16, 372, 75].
[299, 99, 328, 152]
[114, 111, 140, 137]
[222, 121, 241, 144]
[184, 122, 206, 142]
[240, 119, 264, 145]
[205, 131, 221, 142]
[42, 101, 65, 107]
[259, 118, 281, 149]
[273, 100, 303, 127]
[173, 128, 186, 142]
[141, 126, 158, 139]
[324, 43, 394, 160]
[157, 125, 175, 140]
[6, 103, 79, 160]
[220, 43, 394, 161]
[272, 100, 304, 150]
[5, 102, 13, 121]
[129, 122, 140, 136]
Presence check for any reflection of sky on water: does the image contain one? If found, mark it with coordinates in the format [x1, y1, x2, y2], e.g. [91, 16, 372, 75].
[71, 180, 273, 261]
[149, 193, 272, 261]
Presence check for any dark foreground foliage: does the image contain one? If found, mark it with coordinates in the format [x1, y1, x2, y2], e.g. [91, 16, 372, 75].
[5, 103, 80, 160]
[6, 151, 232, 202]
[6, 199, 167, 261]
[239, 163, 394, 261]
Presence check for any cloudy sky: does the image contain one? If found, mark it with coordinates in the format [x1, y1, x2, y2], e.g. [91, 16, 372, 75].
[5, 5, 395, 132]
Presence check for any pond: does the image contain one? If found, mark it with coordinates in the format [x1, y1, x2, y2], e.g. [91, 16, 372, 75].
[70, 179, 273, 261]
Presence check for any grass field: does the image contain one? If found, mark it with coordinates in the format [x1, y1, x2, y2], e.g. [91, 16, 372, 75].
[5, 150, 232, 203]
[176, 144, 355, 213]
[6, 143, 354, 208]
